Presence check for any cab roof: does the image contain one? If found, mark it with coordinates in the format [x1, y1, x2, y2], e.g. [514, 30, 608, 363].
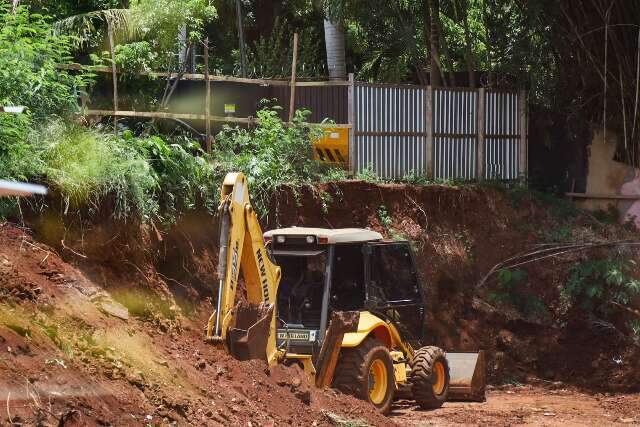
[264, 227, 383, 244]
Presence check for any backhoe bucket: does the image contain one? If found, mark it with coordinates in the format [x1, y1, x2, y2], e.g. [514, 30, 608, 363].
[446, 351, 486, 402]
[228, 301, 274, 362]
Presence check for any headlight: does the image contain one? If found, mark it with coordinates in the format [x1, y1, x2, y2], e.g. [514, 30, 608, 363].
[276, 235, 286, 244]
[306, 235, 315, 244]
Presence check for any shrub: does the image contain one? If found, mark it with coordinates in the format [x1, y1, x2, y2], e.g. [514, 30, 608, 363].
[563, 256, 640, 312]
[35, 121, 157, 220]
[0, 5, 87, 121]
[488, 268, 549, 320]
[126, 132, 217, 220]
[213, 106, 328, 215]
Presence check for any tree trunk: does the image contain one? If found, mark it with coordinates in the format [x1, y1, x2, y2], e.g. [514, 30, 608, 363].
[429, 0, 443, 87]
[324, 19, 347, 80]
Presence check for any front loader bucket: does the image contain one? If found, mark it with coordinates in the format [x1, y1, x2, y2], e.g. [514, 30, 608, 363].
[228, 301, 274, 361]
[446, 351, 486, 402]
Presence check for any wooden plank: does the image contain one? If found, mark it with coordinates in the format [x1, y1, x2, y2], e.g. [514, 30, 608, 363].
[84, 109, 258, 124]
[355, 131, 429, 137]
[565, 192, 640, 200]
[425, 86, 434, 179]
[84, 109, 350, 128]
[204, 37, 212, 153]
[314, 311, 359, 388]
[288, 33, 299, 122]
[347, 73, 356, 173]
[477, 87, 486, 180]
[295, 80, 351, 87]
[434, 132, 478, 138]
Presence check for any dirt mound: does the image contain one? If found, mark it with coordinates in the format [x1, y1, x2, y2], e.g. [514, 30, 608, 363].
[0, 222, 392, 426]
[267, 181, 640, 391]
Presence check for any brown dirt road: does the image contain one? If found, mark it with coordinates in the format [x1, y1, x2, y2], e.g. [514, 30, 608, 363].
[391, 385, 640, 426]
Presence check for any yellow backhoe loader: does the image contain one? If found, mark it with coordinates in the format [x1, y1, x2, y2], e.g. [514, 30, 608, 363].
[206, 172, 485, 413]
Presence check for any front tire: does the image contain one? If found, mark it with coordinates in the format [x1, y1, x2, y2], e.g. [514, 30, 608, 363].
[409, 346, 449, 409]
[333, 337, 395, 414]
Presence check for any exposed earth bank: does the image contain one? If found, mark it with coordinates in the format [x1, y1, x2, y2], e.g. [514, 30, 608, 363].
[1, 181, 639, 425]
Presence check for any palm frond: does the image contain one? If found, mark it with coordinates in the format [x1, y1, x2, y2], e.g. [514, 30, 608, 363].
[54, 9, 140, 48]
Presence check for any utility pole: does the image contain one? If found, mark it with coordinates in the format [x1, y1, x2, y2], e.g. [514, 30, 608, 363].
[235, 0, 247, 77]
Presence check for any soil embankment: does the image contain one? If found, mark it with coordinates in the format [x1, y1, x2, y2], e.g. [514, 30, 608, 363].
[1, 180, 639, 425]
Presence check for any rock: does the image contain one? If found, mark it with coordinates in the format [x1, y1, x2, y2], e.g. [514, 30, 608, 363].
[195, 359, 207, 370]
[294, 389, 311, 405]
[97, 300, 129, 321]
[291, 377, 301, 389]
[59, 409, 85, 426]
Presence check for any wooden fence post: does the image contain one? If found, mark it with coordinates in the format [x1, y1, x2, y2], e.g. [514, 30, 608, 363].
[107, 21, 118, 134]
[477, 87, 486, 180]
[204, 37, 212, 153]
[425, 86, 434, 179]
[348, 73, 355, 173]
[518, 89, 528, 181]
[288, 33, 299, 122]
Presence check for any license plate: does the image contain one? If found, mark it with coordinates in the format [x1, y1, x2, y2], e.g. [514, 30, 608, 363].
[277, 330, 316, 342]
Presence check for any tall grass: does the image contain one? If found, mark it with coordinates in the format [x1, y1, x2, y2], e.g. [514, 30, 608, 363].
[35, 121, 157, 219]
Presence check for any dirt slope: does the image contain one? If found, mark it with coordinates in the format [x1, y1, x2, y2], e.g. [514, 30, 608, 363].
[3, 180, 640, 424]
[0, 223, 391, 426]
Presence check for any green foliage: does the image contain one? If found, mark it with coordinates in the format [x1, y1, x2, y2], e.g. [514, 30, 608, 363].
[130, 0, 216, 47]
[564, 257, 640, 311]
[213, 105, 329, 216]
[629, 319, 640, 338]
[0, 117, 216, 222]
[34, 121, 157, 220]
[246, 21, 326, 78]
[125, 131, 217, 219]
[0, 5, 88, 121]
[377, 205, 392, 229]
[488, 268, 549, 320]
[113, 41, 158, 74]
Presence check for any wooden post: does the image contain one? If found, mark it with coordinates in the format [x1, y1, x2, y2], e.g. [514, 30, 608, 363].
[477, 87, 486, 180]
[425, 86, 434, 179]
[518, 89, 528, 181]
[107, 21, 118, 133]
[204, 37, 212, 153]
[347, 73, 355, 173]
[288, 33, 299, 122]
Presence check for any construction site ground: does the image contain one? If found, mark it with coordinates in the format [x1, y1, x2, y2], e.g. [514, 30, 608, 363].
[1, 181, 639, 425]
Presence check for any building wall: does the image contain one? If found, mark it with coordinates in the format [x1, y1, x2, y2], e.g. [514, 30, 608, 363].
[576, 129, 640, 227]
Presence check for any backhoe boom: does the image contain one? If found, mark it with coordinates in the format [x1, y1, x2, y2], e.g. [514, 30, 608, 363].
[206, 173, 281, 364]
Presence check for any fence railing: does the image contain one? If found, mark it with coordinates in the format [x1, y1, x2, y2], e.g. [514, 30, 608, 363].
[66, 64, 527, 180]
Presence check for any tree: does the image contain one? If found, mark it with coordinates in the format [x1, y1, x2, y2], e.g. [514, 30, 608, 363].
[428, 0, 444, 86]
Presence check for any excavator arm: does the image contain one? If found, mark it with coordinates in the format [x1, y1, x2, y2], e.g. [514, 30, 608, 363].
[206, 173, 281, 365]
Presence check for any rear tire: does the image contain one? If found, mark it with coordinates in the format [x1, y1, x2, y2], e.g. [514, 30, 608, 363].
[333, 337, 395, 414]
[409, 346, 449, 409]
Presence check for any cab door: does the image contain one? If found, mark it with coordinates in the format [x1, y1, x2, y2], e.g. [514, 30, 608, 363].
[364, 241, 425, 347]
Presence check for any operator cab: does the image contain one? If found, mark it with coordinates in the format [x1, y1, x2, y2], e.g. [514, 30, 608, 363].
[264, 227, 425, 355]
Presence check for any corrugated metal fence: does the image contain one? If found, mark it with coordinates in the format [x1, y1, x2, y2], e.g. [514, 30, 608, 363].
[351, 82, 527, 180]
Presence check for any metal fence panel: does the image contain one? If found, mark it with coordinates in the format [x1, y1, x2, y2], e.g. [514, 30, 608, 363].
[353, 84, 427, 178]
[484, 91, 520, 179]
[433, 89, 478, 179]
[268, 85, 348, 123]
